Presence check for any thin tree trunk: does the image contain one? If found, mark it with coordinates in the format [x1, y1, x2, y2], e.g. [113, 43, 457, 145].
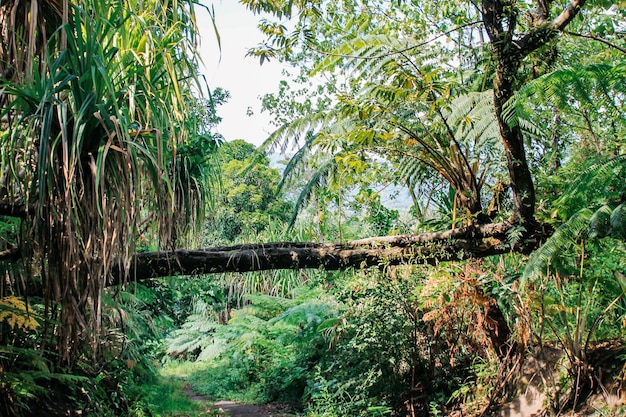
[481, 0, 588, 223]
[492, 58, 537, 224]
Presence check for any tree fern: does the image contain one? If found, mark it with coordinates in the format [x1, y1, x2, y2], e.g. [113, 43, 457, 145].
[552, 155, 626, 219]
[166, 316, 220, 359]
[522, 208, 594, 283]
[263, 30, 507, 221]
[523, 156, 626, 282]
[503, 62, 626, 149]
[166, 300, 220, 359]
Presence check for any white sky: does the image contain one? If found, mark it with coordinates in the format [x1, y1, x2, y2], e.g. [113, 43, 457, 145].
[196, 2, 292, 145]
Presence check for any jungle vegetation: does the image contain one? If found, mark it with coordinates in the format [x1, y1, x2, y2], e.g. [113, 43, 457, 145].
[0, 0, 625, 416]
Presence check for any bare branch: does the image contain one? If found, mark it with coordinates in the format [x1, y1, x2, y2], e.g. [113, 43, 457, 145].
[564, 30, 626, 54]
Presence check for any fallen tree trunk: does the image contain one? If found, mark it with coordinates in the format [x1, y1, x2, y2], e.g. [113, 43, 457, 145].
[112, 221, 547, 284]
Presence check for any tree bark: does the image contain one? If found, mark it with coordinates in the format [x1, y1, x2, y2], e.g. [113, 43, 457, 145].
[110, 221, 547, 284]
[481, 0, 587, 224]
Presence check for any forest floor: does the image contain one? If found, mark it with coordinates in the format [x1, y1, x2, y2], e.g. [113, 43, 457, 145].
[183, 384, 295, 417]
[176, 342, 626, 417]
[211, 401, 294, 417]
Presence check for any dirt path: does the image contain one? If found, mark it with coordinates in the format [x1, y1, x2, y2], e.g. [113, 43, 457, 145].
[212, 400, 293, 417]
[183, 385, 293, 416]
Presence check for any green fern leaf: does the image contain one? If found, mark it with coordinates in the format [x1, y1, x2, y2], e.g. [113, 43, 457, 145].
[553, 155, 626, 219]
[610, 202, 626, 240]
[522, 208, 593, 283]
[589, 205, 612, 238]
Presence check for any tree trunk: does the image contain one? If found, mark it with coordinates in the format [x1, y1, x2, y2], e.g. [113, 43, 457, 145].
[482, 0, 534, 224]
[111, 221, 546, 283]
[481, 0, 588, 224]
[493, 56, 537, 224]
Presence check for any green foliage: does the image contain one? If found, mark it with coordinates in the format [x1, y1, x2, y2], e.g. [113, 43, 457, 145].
[518, 154, 626, 409]
[0, 284, 180, 416]
[528, 238, 626, 344]
[306, 275, 419, 415]
[526, 155, 626, 282]
[0, 0, 218, 368]
[526, 238, 626, 410]
[354, 189, 400, 235]
[208, 140, 293, 242]
[129, 376, 212, 417]
[159, 262, 544, 416]
[166, 290, 340, 405]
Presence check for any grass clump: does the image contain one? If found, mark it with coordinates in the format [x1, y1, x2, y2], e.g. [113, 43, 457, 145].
[130, 374, 218, 417]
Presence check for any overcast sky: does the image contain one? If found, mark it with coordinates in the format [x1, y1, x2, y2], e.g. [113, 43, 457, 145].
[196, 2, 292, 145]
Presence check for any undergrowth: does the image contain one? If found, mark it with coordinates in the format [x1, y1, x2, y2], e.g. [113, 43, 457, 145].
[130, 375, 216, 417]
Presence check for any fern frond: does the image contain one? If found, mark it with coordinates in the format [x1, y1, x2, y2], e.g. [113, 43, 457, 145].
[524, 156, 626, 283]
[278, 131, 318, 192]
[197, 339, 227, 361]
[610, 202, 626, 240]
[314, 34, 412, 75]
[522, 208, 594, 283]
[272, 301, 335, 328]
[504, 62, 626, 127]
[553, 155, 626, 219]
[259, 110, 332, 156]
[588, 205, 613, 238]
[166, 314, 219, 357]
[288, 158, 337, 227]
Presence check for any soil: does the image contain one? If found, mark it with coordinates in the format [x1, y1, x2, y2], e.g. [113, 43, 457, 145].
[183, 385, 294, 416]
[493, 342, 626, 417]
[211, 401, 294, 417]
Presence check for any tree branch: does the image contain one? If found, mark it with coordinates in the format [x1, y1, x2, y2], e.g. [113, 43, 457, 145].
[516, 0, 588, 57]
[564, 30, 626, 54]
[551, 0, 587, 31]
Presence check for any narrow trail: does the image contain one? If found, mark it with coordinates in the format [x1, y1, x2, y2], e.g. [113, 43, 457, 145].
[183, 385, 294, 417]
[212, 400, 293, 417]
